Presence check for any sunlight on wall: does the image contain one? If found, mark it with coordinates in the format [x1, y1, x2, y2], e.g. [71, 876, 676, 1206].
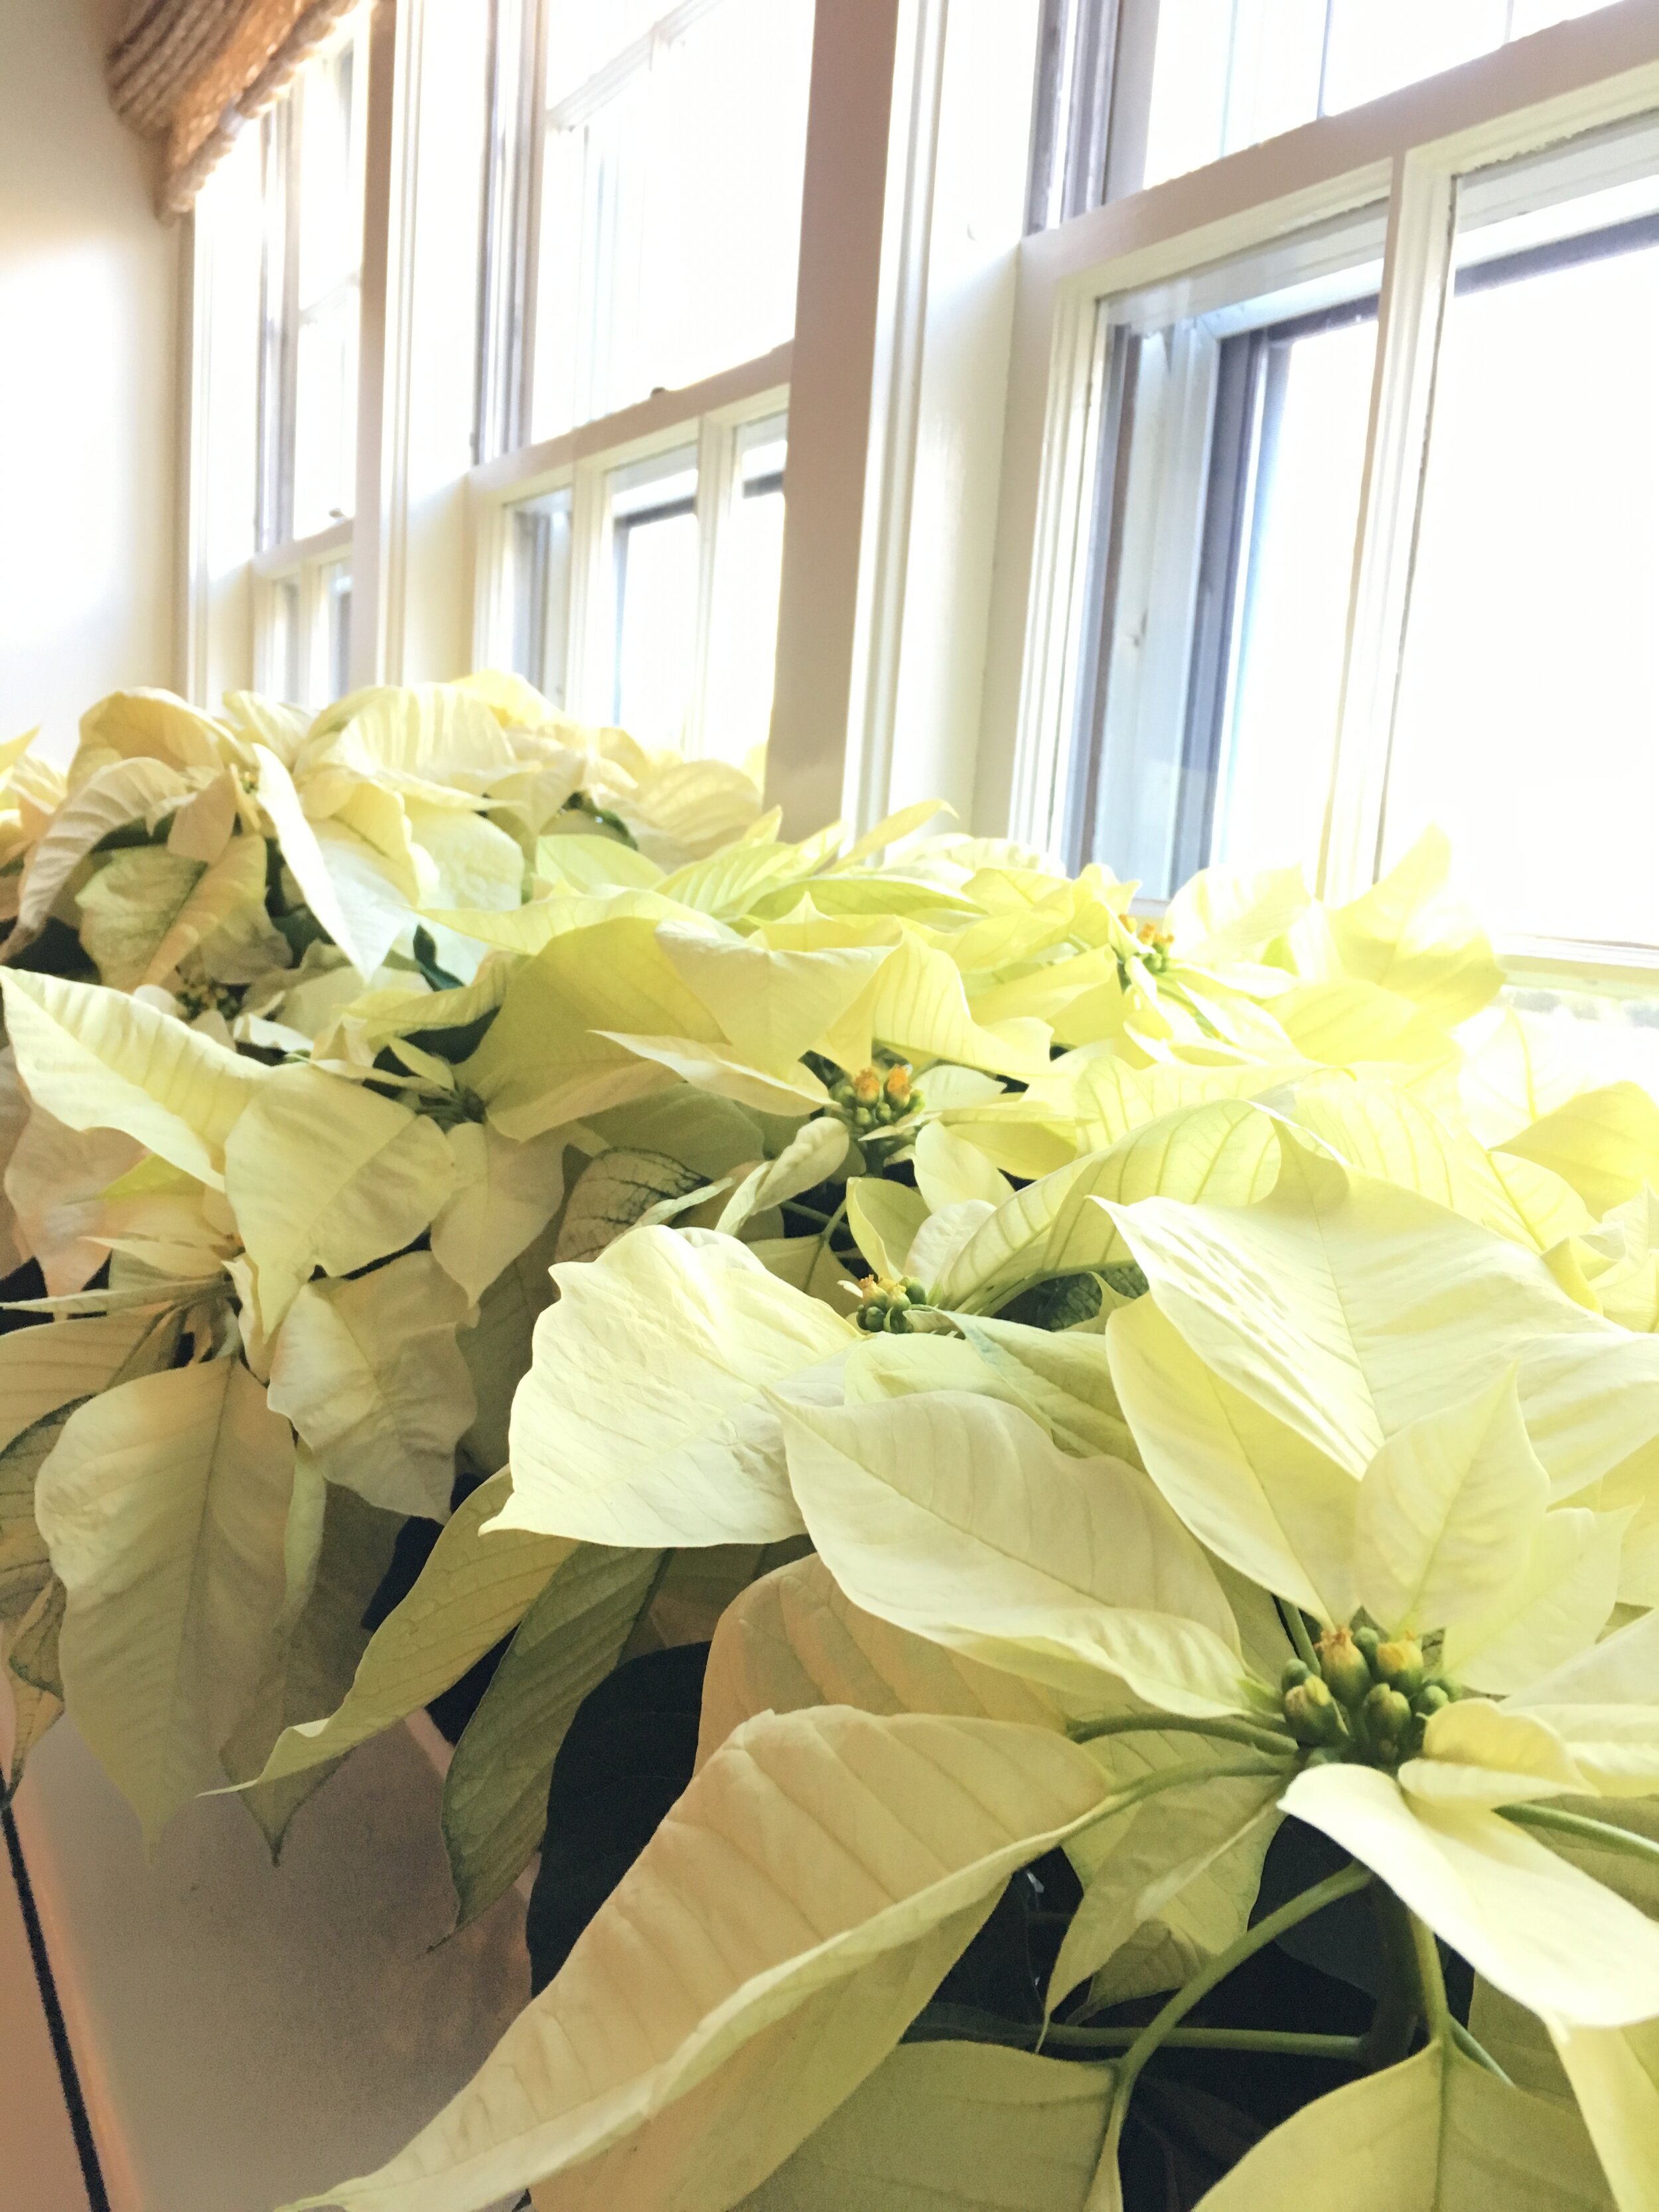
[0, 0, 179, 761]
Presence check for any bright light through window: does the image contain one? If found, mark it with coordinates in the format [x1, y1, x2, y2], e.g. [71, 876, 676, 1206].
[510, 487, 575, 709]
[704, 417, 786, 763]
[1385, 196, 1659, 952]
[1209, 308, 1375, 875]
[1141, 0, 1620, 190]
[533, 0, 814, 439]
[611, 449, 700, 745]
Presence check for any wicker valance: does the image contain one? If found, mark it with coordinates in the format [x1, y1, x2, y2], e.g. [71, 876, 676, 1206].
[108, 0, 365, 216]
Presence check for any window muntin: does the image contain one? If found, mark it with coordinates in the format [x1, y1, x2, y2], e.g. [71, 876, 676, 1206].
[703, 414, 787, 763]
[530, 0, 814, 440]
[1383, 184, 1659, 955]
[1067, 226, 1382, 897]
[1133, 0, 1621, 194]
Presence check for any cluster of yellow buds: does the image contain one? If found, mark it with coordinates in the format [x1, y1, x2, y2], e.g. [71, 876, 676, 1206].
[830, 1061, 921, 1134]
[1280, 1623, 1462, 1769]
[853, 1274, 932, 1333]
[1119, 915, 1175, 978]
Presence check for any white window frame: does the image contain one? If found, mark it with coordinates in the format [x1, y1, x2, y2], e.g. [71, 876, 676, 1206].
[980, 0, 1659, 985]
[467, 347, 791, 749]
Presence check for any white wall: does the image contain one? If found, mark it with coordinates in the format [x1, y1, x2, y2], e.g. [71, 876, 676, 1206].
[0, 0, 180, 763]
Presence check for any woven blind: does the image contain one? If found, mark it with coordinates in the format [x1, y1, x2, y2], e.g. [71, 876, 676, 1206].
[108, 0, 365, 215]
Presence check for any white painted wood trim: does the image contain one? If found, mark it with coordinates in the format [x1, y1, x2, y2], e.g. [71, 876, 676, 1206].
[1321, 152, 1454, 903]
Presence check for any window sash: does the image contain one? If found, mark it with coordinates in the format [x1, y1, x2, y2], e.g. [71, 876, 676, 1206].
[990, 0, 1659, 980]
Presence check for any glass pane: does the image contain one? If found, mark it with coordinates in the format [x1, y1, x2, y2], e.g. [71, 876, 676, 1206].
[1385, 192, 1659, 952]
[705, 416, 787, 763]
[291, 30, 366, 538]
[273, 577, 303, 704]
[533, 0, 814, 437]
[1139, 0, 1620, 191]
[1073, 240, 1380, 897]
[612, 449, 699, 745]
[510, 488, 575, 709]
[321, 561, 352, 704]
[1209, 309, 1376, 873]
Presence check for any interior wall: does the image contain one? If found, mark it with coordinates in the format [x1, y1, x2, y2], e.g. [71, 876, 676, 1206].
[0, 0, 180, 763]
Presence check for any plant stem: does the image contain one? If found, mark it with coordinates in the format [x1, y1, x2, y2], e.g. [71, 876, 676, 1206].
[1074, 1757, 1294, 1842]
[1045, 2024, 1365, 2060]
[1450, 2017, 1512, 2085]
[1068, 1713, 1297, 1759]
[1358, 1883, 1421, 2071]
[1500, 1802, 1659, 1869]
[1407, 1910, 1453, 2047]
[1082, 1862, 1372, 2210]
[1276, 1595, 1320, 1672]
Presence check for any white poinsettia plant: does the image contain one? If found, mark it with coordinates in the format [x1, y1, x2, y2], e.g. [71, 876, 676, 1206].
[2, 677, 1657, 2209]
[250, 832, 1659, 2208]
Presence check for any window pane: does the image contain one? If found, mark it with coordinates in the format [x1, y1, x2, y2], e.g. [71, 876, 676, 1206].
[705, 416, 786, 763]
[1070, 236, 1380, 896]
[612, 449, 699, 745]
[533, 0, 814, 437]
[1384, 192, 1659, 953]
[510, 488, 575, 709]
[1138, 0, 1621, 191]
[322, 560, 352, 704]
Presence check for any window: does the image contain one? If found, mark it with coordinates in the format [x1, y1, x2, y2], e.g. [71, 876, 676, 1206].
[1064, 218, 1383, 893]
[1129, 0, 1624, 194]
[250, 9, 368, 704]
[530, 0, 814, 440]
[470, 0, 807, 762]
[1000, 3, 1659, 980]
[1386, 165, 1659, 956]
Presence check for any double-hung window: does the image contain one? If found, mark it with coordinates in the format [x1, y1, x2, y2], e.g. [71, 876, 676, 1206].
[251, 12, 368, 707]
[997, 0, 1659, 1001]
[470, 0, 812, 763]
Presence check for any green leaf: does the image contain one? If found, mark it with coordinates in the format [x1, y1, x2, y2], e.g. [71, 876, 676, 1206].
[283, 1709, 1116, 2212]
[553, 1147, 707, 1264]
[36, 1359, 299, 1844]
[0, 970, 264, 1186]
[265, 1252, 477, 1518]
[1187, 2041, 1611, 2211]
[500, 1226, 854, 1548]
[439, 1543, 662, 1926]
[243, 1470, 573, 1789]
[779, 1390, 1251, 1718]
[456, 1217, 560, 1475]
[735, 2042, 1113, 2211]
[221, 1477, 404, 1854]
[4, 1577, 65, 1785]
[0, 1404, 76, 1627]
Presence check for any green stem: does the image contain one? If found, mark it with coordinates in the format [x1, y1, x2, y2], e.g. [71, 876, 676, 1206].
[1074, 1757, 1294, 1842]
[1450, 2017, 1512, 2085]
[1277, 1595, 1320, 1672]
[1358, 1883, 1421, 2071]
[784, 1200, 840, 1228]
[1046, 2024, 1364, 2060]
[1082, 1863, 1372, 2210]
[1068, 1713, 1297, 1761]
[1408, 1910, 1453, 2047]
[1500, 1802, 1659, 1869]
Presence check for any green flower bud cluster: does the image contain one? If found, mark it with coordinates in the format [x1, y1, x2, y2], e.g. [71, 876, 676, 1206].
[176, 977, 243, 1023]
[1279, 1622, 1462, 1771]
[854, 1274, 932, 1333]
[828, 1061, 922, 1133]
[1116, 915, 1175, 983]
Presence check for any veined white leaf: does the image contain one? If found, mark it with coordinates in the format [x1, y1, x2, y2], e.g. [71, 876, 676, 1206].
[36, 1359, 297, 1844]
[284, 1709, 1116, 2212]
[266, 1253, 477, 1519]
[501, 1227, 854, 1548]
